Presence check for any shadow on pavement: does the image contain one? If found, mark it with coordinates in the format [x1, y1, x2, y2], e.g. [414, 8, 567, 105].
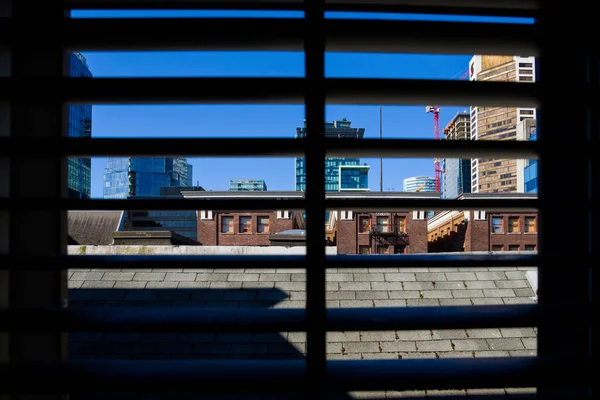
[69, 287, 347, 399]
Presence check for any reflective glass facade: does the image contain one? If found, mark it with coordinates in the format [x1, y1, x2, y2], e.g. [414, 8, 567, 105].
[524, 129, 538, 193]
[339, 165, 369, 191]
[128, 210, 198, 241]
[442, 158, 471, 199]
[295, 119, 367, 192]
[229, 179, 267, 191]
[67, 52, 93, 199]
[187, 164, 194, 186]
[403, 176, 436, 192]
[104, 157, 192, 199]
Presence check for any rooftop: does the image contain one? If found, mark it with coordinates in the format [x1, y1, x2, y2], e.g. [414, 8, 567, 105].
[68, 211, 123, 245]
[67, 247, 537, 398]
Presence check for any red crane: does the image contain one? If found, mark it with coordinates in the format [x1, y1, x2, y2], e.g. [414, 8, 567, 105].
[426, 69, 469, 193]
[426, 105, 442, 192]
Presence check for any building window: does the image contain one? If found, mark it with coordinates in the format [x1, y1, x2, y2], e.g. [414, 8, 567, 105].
[257, 216, 270, 233]
[358, 216, 371, 233]
[396, 216, 406, 233]
[376, 245, 390, 254]
[508, 245, 520, 251]
[376, 216, 389, 233]
[508, 217, 520, 233]
[394, 247, 406, 254]
[221, 216, 233, 234]
[524, 216, 536, 233]
[491, 217, 503, 233]
[525, 245, 536, 251]
[492, 245, 503, 251]
[239, 216, 252, 233]
[359, 245, 371, 255]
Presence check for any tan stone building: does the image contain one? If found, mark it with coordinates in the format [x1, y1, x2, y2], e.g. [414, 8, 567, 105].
[468, 55, 537, 194]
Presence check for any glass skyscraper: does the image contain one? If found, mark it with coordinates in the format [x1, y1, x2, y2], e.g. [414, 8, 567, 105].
[229, 179, 267, 191]
[295, 119, 368, 192]
[67, 52, 93, 199]
[524, 128, 538, 193]
[441, 111, 471, 199]
[339, 165, 369, 191]
[123, 187, 205, 242]
[104, 157, 192, 199]
[403, 176, 436, 192]
[442, 158, 471, 199]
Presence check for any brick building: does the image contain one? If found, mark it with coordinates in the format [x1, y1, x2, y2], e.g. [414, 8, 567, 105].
[184, 191, 439, 251]
[427, 193, 538, 252]
[331, 192, 439, 254]
[183, 191, 304, 246]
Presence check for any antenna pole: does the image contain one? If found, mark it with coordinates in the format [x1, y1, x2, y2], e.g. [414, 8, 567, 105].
[380, 104, 383, 192]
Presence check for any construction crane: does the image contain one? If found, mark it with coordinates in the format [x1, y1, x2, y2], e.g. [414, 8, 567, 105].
[415, 182, 426, 192]
[425, 69, 469, 194]
[425, 105, 442, 192]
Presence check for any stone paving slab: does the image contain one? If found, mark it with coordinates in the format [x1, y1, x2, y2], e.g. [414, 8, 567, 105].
[68, 266, 538, 398]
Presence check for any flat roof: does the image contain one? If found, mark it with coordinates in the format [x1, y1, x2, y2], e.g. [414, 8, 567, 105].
[182, 191, 441, 200]
[458, 193, 538, 200]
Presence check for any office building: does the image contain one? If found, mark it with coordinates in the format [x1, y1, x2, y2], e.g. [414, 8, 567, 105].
[441, 112, 472, 199]
[516, 119, 538, 193]
[120, 186, 205, 243]
[103, 157, 192, 199]
[469, 55, 537, 193]
[67, 52, 93, 199]
[442, 159, 472, 199]
[229, 179, 267, 191]
[403, 176, 436, 193]
[339, 165, 370, 191]
[295, 119, 369, 192]
[187, 164, 193, 186]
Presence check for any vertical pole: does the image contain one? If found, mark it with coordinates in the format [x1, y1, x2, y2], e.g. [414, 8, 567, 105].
[304, 0, 326, 397]
[380, 104, 383, 192]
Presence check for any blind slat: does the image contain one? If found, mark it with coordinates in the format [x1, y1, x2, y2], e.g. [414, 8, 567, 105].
[0, 18, 537, 55]
[0, 78, 541, 107]
[0, 357, 539, 392]
[1, 305, 538, 332]
[0, 137, 540, 159]
[0, 198, 540, 212]
[0, 254, 540, 270]
[64, 0, 539, 16]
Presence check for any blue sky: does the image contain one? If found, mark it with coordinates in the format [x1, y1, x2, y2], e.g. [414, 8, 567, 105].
[71, 10, 532, 198]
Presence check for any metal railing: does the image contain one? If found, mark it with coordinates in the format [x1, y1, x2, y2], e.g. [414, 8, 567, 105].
[0, 0, 593, 399]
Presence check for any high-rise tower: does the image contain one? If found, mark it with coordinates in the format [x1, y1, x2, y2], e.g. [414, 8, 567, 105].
[469, 55, 536, 193]
[295, 119, 369, 192]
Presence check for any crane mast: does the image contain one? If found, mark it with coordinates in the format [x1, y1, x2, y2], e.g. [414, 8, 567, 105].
[425, 105, 441, 192]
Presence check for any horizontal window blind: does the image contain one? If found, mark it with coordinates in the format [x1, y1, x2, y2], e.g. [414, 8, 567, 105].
[0, 0, 593, 399]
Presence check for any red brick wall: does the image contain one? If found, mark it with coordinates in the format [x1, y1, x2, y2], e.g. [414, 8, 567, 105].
[197, 211, 294, 246]
[337, 217, 357, 254]
[197, 214, 217, 245]
[488, 213, 538, 251]
[466, 219, 489, 252]
[406, 212, 427, 254]
[463, 212, 538, 252]
[338, 212, 420, 254]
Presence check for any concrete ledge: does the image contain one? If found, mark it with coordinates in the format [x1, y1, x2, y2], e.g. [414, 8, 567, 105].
[69, 245, 338, 256]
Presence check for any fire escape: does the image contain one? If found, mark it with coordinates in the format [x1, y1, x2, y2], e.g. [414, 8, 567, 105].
[368, 215, 410, 254]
